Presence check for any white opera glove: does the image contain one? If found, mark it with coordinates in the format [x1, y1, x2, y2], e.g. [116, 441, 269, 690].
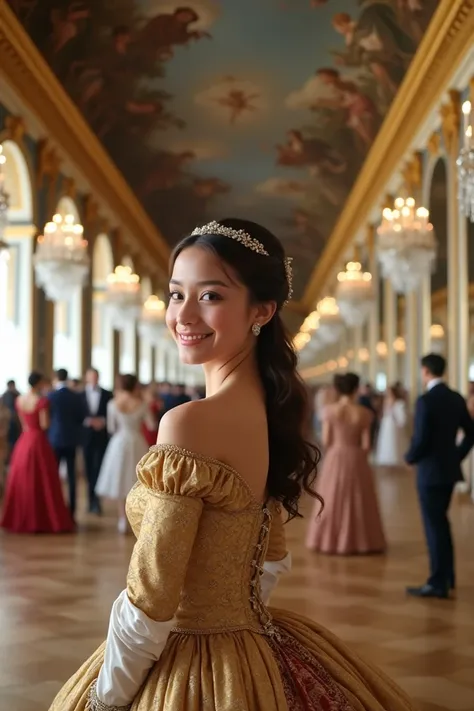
[88, 590, 176, 710]
[260, 552, 292, 605]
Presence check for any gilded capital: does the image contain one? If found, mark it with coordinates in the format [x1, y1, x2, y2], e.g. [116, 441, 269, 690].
[402, 152, 422, 194]
[37, 139, 61, 186]
[83, 194, 99, 226]
[4, 115, 26, 143]
[62, 177, 76, 199]
[427, 131, 441, 157]
[440, 90, 461, 154]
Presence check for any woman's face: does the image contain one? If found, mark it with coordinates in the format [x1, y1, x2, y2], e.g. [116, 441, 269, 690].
[167, 246, 261, 366]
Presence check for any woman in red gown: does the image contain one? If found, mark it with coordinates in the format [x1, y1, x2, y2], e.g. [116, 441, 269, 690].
[1, 371, 75, 534]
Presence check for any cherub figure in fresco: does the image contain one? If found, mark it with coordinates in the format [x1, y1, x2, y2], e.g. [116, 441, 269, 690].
[193, 178, 231, 198]
[277, 130, 347, 176]
[139, 151, 196, 197]
[213, 89, 261, 124]
[280, 209, 326, 260]
[395, 0, 438, 42]
[50, 1, 90, 54]
[313, 68, 379, 147]
[332, 4, 416, 103]
[136, 7, 211, 63]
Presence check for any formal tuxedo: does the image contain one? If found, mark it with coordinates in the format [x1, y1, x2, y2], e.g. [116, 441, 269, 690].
[81, 386, 113, 512]
[406, 381, 474, 591]
[48, 384, 85, 515]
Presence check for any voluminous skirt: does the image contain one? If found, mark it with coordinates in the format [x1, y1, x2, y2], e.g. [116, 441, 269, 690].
[306, 446, 386, 555]
[96, 431, 149, 500]
[49, 609, 415, 710]
[1, 431, 74, 534]
[375, 417, 407, 467]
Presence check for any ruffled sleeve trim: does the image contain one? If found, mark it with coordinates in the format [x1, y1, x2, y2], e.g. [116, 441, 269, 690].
[136, 444, 261, 510]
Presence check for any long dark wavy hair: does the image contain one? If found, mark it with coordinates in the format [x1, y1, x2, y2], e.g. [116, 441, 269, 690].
[170, 218, 322, 520]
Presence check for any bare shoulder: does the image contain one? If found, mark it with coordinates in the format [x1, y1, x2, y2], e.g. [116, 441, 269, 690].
[157, 398, 214, 453]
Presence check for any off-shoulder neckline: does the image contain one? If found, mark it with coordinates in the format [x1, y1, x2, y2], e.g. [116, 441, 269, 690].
[149, 443, 266, 508]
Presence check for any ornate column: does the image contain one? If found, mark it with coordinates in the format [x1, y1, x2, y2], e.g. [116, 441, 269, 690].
[384, 279, 397, 384]
[404, 291, 419, 401]
[441, 91, 462, 389]
[367, 225, 379, 385]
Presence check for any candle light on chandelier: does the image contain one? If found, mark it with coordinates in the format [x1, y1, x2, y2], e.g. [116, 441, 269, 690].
[103, 265, 142, 330]
[138, 294, 167, 345]
[336, 260, 373, 327]
[457, 100, 474, 221]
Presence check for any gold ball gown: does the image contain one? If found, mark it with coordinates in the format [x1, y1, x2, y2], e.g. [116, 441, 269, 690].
[50, 445, 417, 711]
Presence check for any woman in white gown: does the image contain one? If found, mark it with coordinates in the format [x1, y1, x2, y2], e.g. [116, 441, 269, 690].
[96, 374, 149, 532]
[375, 385, 408, 467]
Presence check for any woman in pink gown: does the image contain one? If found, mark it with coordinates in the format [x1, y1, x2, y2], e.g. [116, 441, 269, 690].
[306, 372, 386, 555]
[1, 371, 75, 534]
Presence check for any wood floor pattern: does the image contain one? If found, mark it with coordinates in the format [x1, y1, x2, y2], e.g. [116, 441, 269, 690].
[0, 467, 473, 711]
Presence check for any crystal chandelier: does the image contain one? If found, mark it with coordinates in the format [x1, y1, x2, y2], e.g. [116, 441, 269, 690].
[34, 213, 90, 302]
[336, 261, 373, 326]
[430, 323, 445, 354]
[138, 294, 167, 345]
[0, 145, 10, 264]
[104, 265, 141, 330]
[316, 297, 343, 344]
[377, 197, 436, 293]
[457, 100, 474, 221]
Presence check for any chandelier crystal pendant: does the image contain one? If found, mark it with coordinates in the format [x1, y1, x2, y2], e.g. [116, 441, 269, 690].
[336, 261, 373, 327]
[457, 100, 474, 221]
[316, 296, 343, 344]
[377, 197, 436, 293]
[34, 213, 90, 302]
[0, 145, 10, 263]
[138, 295, 167, 345]
[103, 265, 142, 330]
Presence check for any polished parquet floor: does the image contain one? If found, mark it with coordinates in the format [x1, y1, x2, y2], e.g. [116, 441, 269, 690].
[0, 467, 474, 711]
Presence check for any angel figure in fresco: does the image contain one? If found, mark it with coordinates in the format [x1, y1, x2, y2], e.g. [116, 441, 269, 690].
[314, 68, 380, 147]
[50, 1, 90, 54]
[277, 130, 347, 176]
[136, 7, 211, 63]
[395, 0, 439, 42]
[331, 3, 416, 104]
[213, 89, 262, 124]
[139, 151, 196, 197]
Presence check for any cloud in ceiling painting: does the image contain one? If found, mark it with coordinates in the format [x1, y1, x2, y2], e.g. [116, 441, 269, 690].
[255, 177, 307, 200]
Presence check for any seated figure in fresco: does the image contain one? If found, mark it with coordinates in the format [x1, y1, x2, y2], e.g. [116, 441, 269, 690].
[50, 220, 417, 711]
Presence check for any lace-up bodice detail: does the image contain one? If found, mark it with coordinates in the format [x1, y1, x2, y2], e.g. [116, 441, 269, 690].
[126, 445, 282, 636]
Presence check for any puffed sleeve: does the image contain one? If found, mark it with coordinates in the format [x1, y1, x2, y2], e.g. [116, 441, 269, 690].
[261, 500, 291, 605]
[91, 447, 208, 710]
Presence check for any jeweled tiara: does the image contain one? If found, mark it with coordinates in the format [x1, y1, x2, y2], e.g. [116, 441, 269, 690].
[191, 220, 293, 305]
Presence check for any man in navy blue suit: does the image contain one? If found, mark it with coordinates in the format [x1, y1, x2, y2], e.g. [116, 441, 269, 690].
[405, 353, 474, 598]
[48, 368, 85, 517]
[81, 368, 112, 515]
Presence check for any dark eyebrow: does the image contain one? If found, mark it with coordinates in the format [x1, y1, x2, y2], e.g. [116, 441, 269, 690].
[169, 279, 230, 288]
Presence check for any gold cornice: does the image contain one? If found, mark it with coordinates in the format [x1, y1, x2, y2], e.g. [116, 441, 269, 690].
[0, 0, 170, 276]
[302, 0, 474, 311]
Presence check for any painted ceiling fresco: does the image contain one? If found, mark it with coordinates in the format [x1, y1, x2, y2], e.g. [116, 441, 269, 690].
[9, 0, 439, 300]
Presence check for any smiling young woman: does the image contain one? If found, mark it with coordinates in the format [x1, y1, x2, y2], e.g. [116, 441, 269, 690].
[50, 219, 416, 711]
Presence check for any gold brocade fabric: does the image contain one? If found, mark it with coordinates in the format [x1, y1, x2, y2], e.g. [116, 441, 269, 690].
[50, 445, 417, 711]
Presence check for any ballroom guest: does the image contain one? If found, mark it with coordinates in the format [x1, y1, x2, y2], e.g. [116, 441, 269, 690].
[375, 384, 408, 467]
[306, 372, 386, 555]
[405, 354, 474, 598]
[1, 371, 74, 534]
[48, 368, 85, 518]
[81, 368, 113, 515]
[1, 379, 21, 459]
[95, 374, 149, 533]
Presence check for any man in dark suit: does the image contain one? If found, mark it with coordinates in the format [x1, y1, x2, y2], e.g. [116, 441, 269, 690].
[81, 368, 112, 514]
[405, 353, 474, 598]
[48, 368, 86, 517]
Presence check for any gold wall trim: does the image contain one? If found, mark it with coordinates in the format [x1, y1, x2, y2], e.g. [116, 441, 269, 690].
[0, 1, 170, 276]
[301, 0, 474, 311]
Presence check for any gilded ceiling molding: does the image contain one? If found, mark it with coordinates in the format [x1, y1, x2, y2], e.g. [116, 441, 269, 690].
[301, 0, 474, 311]
[3, 114, 25, 143]
[0, 0, 170, 276]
